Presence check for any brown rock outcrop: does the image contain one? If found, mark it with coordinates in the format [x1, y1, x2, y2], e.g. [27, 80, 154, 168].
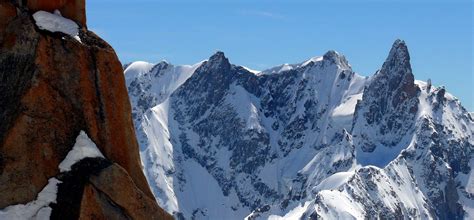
[0, 2, 172, 219]
[87, 164, 171, 220]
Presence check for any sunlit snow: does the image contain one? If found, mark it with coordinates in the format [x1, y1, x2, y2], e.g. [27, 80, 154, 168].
[33, 10, 81, 42]
[58, 131, 104, 172]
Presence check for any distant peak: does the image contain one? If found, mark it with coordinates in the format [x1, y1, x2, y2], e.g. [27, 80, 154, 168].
[209, 51, 227, 62]
[206, 51, 231, 70]
[155, 60, 169, 66]
[323, 50, 350, 69]
[323, 50, 340, 59]
[393, 39, 406, 47]
[150, 61, 171, 74]
[384, 39, 410, 69]
[360, 39, 417, 115]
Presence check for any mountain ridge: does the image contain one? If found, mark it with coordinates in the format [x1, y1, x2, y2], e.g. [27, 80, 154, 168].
[126, 40, 473, 219]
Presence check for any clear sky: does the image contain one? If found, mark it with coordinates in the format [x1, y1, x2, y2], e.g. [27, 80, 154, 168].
[87, 0, 473, 111]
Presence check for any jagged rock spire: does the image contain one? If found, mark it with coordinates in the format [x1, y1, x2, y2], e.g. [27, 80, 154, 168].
[366, 39, 418, 110]
[380, 39, 412, 81]
[384, 40, 410, 67]
[352, 39, 420, 154]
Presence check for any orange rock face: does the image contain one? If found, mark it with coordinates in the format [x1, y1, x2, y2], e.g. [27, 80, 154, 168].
[26, 0, 86, 27]
[0, 3, 172, 220]
[87, 164, 172, 220]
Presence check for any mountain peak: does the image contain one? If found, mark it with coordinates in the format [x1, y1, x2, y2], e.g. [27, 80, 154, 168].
[150, 61, 171, 75]
[209, 51, 226, 62]
[205, 51, 231, 71]
[323, 50, 340, 59]
[154, 60, 169, 67]
[352, 39, 419, 155]
[392, 38, 405, 46]
[323, 50, 350, 69]
[383, 39, 411, 71]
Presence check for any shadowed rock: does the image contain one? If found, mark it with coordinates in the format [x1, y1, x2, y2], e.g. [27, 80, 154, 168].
[352, 39, 420, 153]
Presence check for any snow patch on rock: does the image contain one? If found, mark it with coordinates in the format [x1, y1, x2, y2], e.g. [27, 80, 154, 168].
[0, 131, 105, 219]
[33, 10, 81, 42]
[0, 178, 62, 220]
[58, 131, 104, 172]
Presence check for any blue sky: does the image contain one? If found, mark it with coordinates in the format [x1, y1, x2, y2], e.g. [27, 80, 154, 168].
[87, 0, 473, 110]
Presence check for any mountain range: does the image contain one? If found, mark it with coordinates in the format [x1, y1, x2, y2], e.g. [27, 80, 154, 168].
[125, 40, 474, 220]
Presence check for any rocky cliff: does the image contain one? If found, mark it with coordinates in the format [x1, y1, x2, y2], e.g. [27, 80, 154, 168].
[0, 1, 172, 219]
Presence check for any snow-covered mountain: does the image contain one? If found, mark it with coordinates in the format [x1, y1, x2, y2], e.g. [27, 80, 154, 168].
[125, 40, 474, 220]
[125, 60, 204, 147]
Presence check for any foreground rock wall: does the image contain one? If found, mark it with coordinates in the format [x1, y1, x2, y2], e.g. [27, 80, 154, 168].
[0, 1, 172, 219]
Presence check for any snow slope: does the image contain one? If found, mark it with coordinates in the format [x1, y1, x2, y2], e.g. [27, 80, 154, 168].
[125, 60, 203, 140]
